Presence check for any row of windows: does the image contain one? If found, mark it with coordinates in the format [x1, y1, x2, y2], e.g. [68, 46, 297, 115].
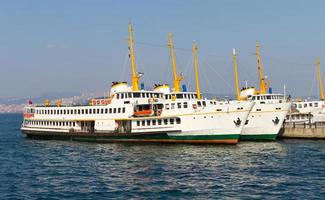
[252, 95, 284, 100]
[164, 101, 208, 110]
[116, 92, 162, 99]
[286, 114, 309, 120]
[136, 118, 181, 126]
[25, 120, 76, 127]
[165, 102, 188, 110]
[294, 102, 319, 109]
[165, 93, 198, 100]
[116, 92, 198, 100]
[36, 107, 126, 115]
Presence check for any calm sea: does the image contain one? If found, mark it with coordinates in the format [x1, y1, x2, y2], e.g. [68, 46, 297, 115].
[0, 114, 324, 199]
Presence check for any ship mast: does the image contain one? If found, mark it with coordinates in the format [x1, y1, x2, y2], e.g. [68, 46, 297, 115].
[128, 23, 140, 91]
[256, 41, 267, 94]
[232, 48, 241, 100]
[192, 41, 201, 100]
[168, 32, 183, 93]
[316, 58, 325, 100]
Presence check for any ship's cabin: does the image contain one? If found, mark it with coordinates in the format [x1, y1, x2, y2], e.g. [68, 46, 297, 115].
[293, 100, 325, 110]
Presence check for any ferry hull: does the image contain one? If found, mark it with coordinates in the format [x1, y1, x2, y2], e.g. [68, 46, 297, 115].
[240, 102, 291, 141]
[239, 133, 277, 140]
[21, 129, 239, 144]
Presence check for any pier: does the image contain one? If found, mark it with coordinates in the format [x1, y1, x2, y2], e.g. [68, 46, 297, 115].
[280, 121, 325, 139]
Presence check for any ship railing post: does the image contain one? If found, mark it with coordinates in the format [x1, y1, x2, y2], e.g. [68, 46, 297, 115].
[308, 112, 312, 128]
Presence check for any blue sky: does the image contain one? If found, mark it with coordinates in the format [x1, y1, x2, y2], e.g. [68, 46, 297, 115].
[1, 0, 325, 99]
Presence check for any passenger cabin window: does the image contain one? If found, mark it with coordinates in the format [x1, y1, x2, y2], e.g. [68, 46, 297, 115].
[176, 94, 183, 99]
[171, 103, 175, 109]
[177, 103, 182, 109]
[133, 93, 141, 98]
[315, 103, 319, 107]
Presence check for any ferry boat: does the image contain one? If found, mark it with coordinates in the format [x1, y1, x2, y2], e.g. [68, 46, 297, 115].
[21, 24, 254, 144]
[287, 59, 325, 124]
[232, 43, 291, 140]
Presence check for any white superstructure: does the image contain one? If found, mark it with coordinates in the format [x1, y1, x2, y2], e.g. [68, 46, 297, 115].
[21, 83, 254, 143]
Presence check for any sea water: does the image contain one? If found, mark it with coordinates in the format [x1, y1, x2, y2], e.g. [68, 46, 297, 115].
[0, 114, 324, 199]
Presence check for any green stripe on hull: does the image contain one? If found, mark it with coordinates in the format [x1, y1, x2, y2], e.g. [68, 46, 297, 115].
[239, 134, 277, 141]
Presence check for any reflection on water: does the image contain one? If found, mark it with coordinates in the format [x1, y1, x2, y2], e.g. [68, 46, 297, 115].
[0, 114, 324, 199]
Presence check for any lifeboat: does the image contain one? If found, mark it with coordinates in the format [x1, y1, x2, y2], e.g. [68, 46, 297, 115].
[134, 104, 154, 117]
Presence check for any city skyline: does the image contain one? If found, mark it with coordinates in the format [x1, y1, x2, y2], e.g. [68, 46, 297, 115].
[1, 0, 325, 99]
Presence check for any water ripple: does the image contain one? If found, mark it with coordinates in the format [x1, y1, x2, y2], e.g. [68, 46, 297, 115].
[0, 114, 324, 199]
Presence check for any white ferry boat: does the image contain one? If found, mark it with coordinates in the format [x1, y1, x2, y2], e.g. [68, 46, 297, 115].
[232, 44, 291, 140]
[21, 24, 254, 144]
[287, 59, 325, 123]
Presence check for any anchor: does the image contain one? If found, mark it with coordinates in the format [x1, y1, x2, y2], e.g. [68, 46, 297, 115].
[233, 117, 242, 126]
[272, 117, 280, 125]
